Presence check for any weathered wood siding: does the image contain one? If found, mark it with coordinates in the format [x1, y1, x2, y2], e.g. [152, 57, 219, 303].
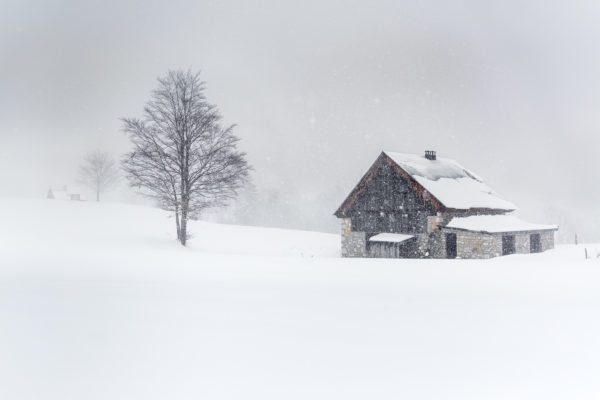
[368, 239, 419, 258]
[346, 161, 435, 234]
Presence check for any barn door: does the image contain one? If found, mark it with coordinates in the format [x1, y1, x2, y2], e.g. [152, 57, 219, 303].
[446, 233, 457, 259]
[502, 235, 516, 255]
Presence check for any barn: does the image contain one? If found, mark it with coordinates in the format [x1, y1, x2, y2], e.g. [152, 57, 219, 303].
[334, 150, 557, 259]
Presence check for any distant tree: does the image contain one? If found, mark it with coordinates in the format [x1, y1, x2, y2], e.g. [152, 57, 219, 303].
[79, 150, 119, 201]
[121, 70, 250, 246]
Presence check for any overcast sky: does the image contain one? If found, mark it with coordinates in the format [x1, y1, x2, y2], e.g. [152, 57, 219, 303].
[1, 0, 599, 239]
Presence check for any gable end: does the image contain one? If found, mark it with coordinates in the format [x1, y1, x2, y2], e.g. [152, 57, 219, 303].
[334, 152, 445, 217]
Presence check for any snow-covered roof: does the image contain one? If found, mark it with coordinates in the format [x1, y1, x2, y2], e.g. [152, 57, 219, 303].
[369, 233, 415, 243]
[444, 215, 558, 233]
[383, 151, 516, 211]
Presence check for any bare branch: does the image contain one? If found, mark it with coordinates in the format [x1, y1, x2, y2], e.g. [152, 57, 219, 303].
[79, 150, 120, 201]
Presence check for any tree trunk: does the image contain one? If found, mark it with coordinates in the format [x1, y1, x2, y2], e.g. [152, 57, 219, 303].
[180, 207, 188, 246]
[175, 210, 181, 241]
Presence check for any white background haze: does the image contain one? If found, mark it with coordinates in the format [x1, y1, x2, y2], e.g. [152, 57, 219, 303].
[1, 0, 599, 240]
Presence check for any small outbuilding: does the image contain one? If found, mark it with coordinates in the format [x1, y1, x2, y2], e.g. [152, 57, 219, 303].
[334, 150, 558, 259]
[47, 186, 86, 201]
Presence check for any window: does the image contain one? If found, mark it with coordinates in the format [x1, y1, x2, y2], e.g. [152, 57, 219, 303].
[502, 235, 516, 256]
[530, 234, 541, 253]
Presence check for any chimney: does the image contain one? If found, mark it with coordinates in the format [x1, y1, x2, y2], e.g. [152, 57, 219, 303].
[425, 150, 436, 160]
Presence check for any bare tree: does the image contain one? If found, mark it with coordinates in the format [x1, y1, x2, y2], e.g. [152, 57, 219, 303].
[79, 150, 119, 201]
[121, 70, 250, 246]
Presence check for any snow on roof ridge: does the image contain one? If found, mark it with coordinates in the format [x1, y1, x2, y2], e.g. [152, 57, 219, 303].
[382, 150, 517, 211]
[382, 150, 472, 181]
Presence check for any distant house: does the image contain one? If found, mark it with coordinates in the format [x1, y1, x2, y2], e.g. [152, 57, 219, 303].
[334, 150, 558, 259]
[47, 186, 85, 201]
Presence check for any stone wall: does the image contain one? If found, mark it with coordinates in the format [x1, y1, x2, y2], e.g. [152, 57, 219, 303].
[415, 233, 430, 257]
[510, 231, 556, 254]
[340, 216, 556, 259]
[427, 231, 446, 258]
[440, 228, 556, 259]
[340, 218, 367, 257]
[540, 230, 555, 251]
[515, 233, 530, 254]
[454, 230, 502, 259]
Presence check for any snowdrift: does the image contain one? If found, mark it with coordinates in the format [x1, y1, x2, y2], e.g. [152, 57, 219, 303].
[1, 197, 600, 400]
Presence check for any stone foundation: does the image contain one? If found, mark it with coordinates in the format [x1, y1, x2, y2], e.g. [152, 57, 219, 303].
[427, 231, 446, 258]
[515, 234, 530, 254]
[413, 234, 428, 257]
[454, 230, 502, 259]
[340, 217, 556, 259]
[341, 218, 367, 257]
[540, 230, 555, 252]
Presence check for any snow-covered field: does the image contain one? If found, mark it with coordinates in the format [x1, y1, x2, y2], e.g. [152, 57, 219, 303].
[1, 197, 600, 400]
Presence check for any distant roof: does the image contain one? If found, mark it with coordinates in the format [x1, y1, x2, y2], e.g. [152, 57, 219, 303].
[444, 215, 558, 233]
[369, 233, 415, 243]
[383, 151, 516, 211]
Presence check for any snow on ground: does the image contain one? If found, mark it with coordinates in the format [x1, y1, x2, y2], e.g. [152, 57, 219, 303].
[1, 197, 600, 400]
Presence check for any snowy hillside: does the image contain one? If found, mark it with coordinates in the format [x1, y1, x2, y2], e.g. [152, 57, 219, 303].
[1, 197, 600, 400]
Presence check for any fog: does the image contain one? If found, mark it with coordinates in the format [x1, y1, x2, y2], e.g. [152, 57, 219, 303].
[1, 0, 599, 241]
